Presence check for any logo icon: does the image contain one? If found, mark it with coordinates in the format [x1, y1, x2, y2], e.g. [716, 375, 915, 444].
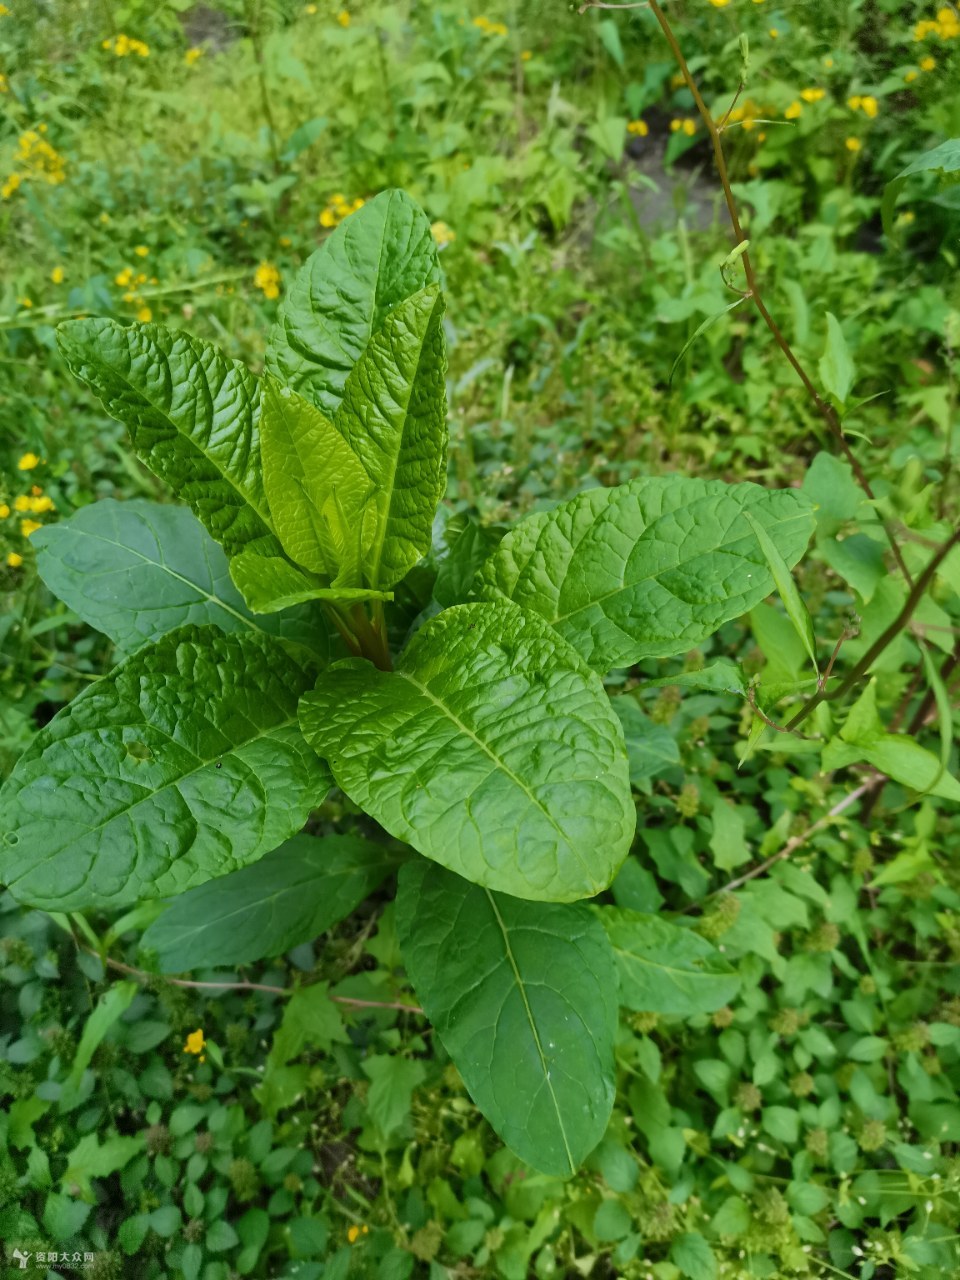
[12, 1250, 32, 1270]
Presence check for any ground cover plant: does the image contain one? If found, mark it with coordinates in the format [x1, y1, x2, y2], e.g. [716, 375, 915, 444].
[1, 1, 959, 1278]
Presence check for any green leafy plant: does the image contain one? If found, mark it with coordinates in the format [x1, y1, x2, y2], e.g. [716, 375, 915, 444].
[0, 187, 816, 1177]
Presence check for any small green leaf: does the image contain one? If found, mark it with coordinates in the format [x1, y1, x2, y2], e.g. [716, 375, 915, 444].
[43, 1194, 93, 1242]
[141, 834, 396, 970]
[361, 1055, 427, 1138]
[228, 548, 389, 612]
[266, 188, 439, 417]
[601, 908, 740, 1015]
[0, 626, 329, 911]
[744, 510, 818, 673]
[670, 296, 748, 386]
[671, 1231, 717, 1280]
[300, 602, 634, 902]
[61, 1133, 144, 1197]
[881, 137, 960, 240]
[396, 861, 618, 1177]
[818, 311, 856, 405]
[62, 982, 138, 1107]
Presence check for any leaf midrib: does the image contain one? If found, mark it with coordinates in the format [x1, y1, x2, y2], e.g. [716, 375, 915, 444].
[486, 891, 575, 1175]
[399, 668, 596, 891]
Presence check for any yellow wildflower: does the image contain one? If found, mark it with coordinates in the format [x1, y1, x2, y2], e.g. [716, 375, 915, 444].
[319, 207, 338, 228]
[861, 95, 879, 116]
[905, 69, 919, 82]
[845, 136, 862, 152]
[0, 4, 10, 15]
[305, 3, 318, 12]
[0, 74, 8, 92]
[670, 118, 682, 132]
[784, 101, 803, 119]
[254, 262, 281, 300]
[30, 485, 42, 496]
[823, 56, 834, 67]
[16, 128, 66, 185]
[521, 49, 532, 61]
[18, 297, 32, 309]
[1, 173, 20, 200]
[0, 504, 9, 518]
[768, 26, 779, 38]
[708, 0, 731, 6]
[627, 119, 649, 136]
[848, 94, 862, 110]
[800, 87, 825, 102]
[682, 119, 696, 136]
[752, 0, 766, 4]
[18, 452, 40, 471]
[115, 267, 133, 287]
[137, 306, 152, 323]
[337, 9, 350, 25]
[430, 220, 455, 246]
[28, 495, 55, 514]
[134, 244, 149, 257]
[278, 235, 292, 247]
[21, 519, 42, 538]
[898, 210, 916, 224]
[185, 46, 204, 66]
[921, 55, 936, 69]
[6, 552, 23, 568]
[347, 1226, 360, 1244]
[14, 496, 30, 512]
[50, 266, 65, 284]
[183, 1029, 205, 1055]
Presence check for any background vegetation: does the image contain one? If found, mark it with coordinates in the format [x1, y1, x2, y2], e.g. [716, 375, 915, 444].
[1, 0, 959, 1277]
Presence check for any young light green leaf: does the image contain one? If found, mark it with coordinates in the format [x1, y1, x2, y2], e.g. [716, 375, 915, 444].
[228, 548, 390, 613]
[601, 908, 740, 1015]
[32, 499, 328, 659]
[818, 312, 856, 405]
[642, 659, 748, 696]
[396, 861, 618, 1177]
[335, 285, 447, 588]
[260, 378, 377, 581]
[141, 834, 396, 971]
[300, 602, 634, 903]
[63, 981, 138, 1105]
[57, 318, 282, 561]
[361, 1056, 427, 1139]
[921, 644, 954, 789]
[743, 510, 818, 673]
[266, 188, 440, 417]
[0, 626, 329, 911]
[476, 477, 815, 674]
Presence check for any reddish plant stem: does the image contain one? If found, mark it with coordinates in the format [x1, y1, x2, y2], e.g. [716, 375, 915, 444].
[644, 0, 913, 588]
[82, 947, 423, 1014]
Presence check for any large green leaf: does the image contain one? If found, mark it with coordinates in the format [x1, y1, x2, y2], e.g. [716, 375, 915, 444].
[601, 907, 740, 1015]
[335, 286, 447, 588]
[0, 626, 329, 911]
[260, 378, 377, 581]
[299, 602, 634, 902]
[32, 499, 328, 659]
[266, 189, 440, 417]
[396, 861, 618, 1176]
[57, 318, 282, 562]
[476, 477, 815, 673]
[141, 834, 396, 971]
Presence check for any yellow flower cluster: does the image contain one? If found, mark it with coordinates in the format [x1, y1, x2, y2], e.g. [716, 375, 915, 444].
[185, 46, 204, 66]
[920, 55, 937, 69]
[102, 34, 150, 57]
[0, 74, 7, 93]
[255, 262, 281, 300]
[914, 7, 960, 39]
[784, 101, 802, 119]
[0, 4, 10, 15]
[430, 220, 456, 247]
[318, 192, 364, 228]
[3, 126, 67, 199]
[670, 118, 697, 136]
[347, 1225, 370, 1244]
[473, 16, 508, 36]
[2, 468, 55, 558]
[115, 264, 155, 321]
[627, 118, 649, 137]
[848, 94, 879, 117]
[724, 98, 772, 130]
[17, 452, 40, 471]
[337, 9, 350, 25]
[800, 87, 826, 102]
